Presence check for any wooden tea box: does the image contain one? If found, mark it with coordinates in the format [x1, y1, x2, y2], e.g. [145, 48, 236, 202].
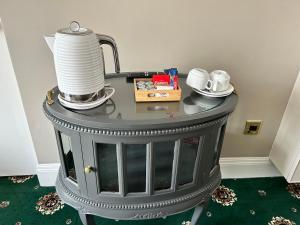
[134, 78, 181, 102]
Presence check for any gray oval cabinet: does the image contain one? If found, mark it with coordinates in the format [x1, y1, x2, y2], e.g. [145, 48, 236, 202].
[43, 73, 237, 225]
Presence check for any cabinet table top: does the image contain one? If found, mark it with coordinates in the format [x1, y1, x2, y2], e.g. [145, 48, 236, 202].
[43, 73, 237, 130]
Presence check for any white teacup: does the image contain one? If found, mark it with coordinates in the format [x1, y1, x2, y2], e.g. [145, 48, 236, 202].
[186, 68, 211, 91]
[207, 70, 230, 92]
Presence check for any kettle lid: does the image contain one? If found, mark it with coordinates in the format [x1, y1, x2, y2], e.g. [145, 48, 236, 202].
[57, 21, 93, 36]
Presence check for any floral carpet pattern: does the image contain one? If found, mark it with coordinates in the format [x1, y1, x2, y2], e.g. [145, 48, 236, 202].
[0, 176, 299, 225]
[211, 185, 237, 206]
[8, 175, 34, 184]
[287, 183, 300, 199]
[36, 192, 64, 215]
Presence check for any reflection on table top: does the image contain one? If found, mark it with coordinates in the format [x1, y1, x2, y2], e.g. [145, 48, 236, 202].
[69, 77, 225, 121]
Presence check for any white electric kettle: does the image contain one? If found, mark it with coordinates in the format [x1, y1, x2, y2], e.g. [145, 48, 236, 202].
[44, 21, 120, 110]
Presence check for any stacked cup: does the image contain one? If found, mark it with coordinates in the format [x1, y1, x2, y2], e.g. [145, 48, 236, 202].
[186, 68, 231, 92]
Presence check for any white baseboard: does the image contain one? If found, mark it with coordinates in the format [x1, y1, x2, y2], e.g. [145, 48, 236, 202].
[37, 157, 282, 186]
[220, 157, 281, 179]
[37, 163, 60, 187]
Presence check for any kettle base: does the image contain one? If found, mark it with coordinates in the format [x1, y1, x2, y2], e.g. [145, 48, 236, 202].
[60, 89, 106, 103]
[58, 87, 115, 110]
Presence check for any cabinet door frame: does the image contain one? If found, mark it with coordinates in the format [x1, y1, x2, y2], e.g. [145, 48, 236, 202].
[81, 133, 123, 200]
[54, 126, 87, 196]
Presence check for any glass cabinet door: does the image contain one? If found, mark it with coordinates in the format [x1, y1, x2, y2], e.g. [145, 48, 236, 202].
[60, 133, 77, 182]
[153, 141, 175, 191]
[96, 143, 119, 193]
[177, 137, 201, 187]
[83, 140, 148, 196]
[210, 125, 226, 171]
[55, 129, 87, 196]
[95, 143, 148, 194]
[124, 144, 147, 193]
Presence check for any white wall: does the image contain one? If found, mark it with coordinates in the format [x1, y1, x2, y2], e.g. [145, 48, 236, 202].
[1, 0, 300, 165]
[269, 71, 300, 182]
[0, 20, 38, 175]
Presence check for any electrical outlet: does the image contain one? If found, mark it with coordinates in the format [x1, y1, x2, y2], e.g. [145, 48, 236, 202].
[244, 120, 262, 135]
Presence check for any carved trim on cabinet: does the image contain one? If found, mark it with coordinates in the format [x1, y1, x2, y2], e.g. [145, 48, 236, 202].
[44, 109, 227, 137]
[57, 169, 220, 210]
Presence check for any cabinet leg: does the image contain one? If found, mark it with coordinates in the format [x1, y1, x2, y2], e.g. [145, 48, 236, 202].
[78, 212, 95, 225]
[190, 201, 209, 225]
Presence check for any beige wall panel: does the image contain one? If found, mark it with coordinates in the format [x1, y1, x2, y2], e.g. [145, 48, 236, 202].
[1, 0, 300, 163]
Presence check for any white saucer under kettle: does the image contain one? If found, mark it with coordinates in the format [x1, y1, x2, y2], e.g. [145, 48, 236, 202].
[44, 21, 120, 110]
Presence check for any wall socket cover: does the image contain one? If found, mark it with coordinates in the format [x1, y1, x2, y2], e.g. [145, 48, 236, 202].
[244, 120, 262, 135]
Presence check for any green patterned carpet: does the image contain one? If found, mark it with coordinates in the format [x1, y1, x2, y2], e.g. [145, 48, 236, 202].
[0, 176, 299, 225]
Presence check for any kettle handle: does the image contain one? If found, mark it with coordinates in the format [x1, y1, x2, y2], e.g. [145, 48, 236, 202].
[96, 34, 120, 73]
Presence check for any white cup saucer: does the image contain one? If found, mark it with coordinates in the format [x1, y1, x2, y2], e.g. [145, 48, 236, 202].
[193, 84, 234, 97]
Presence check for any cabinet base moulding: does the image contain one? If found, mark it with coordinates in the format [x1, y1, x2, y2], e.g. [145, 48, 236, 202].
[37, 157, 281, 187]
